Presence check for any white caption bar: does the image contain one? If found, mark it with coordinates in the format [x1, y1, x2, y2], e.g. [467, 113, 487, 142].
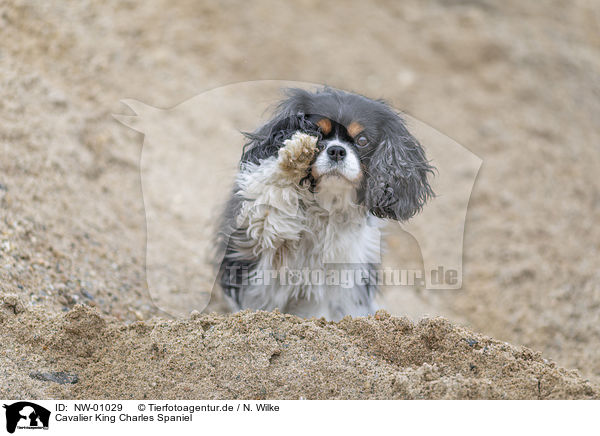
[0, 400, 595, 435]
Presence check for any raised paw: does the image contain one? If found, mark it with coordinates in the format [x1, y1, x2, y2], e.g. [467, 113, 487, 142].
[278, 132, 318, 179]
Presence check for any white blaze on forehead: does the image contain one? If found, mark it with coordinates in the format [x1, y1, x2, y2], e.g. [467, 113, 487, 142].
[313, 140, 362, 182]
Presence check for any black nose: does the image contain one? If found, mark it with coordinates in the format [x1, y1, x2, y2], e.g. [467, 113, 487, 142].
[327, 145, 346, 162]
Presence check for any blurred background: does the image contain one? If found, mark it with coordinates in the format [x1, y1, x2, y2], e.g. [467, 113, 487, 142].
[1, 0, 599, 384]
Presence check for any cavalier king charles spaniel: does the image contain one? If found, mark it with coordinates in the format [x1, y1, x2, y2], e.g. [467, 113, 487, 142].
[217, 87, 434, 320]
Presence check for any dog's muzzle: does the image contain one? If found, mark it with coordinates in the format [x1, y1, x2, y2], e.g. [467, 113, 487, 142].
[327, 145, 346, 162]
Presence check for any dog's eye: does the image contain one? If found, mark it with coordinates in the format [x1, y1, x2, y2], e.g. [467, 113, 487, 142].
[356, 136, 369, 147]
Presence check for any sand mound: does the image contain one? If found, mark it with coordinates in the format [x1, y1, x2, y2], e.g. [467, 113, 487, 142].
[1, 299, 596, 400]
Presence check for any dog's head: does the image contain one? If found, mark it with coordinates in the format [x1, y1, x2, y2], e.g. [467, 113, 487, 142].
[242, 87, 434, 221]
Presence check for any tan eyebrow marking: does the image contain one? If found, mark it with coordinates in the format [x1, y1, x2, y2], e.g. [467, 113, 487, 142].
[347, 121, 364, 138]
[316, 118, 332, 135]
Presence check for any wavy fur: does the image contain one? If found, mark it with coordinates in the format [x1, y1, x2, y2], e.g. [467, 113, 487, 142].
[216, 87, 434, 320]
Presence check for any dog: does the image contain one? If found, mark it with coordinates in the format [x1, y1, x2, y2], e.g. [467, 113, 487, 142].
[216, 87, 434, 320]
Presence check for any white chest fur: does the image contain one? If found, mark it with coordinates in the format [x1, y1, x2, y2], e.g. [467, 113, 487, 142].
[238, 172, 383, 320]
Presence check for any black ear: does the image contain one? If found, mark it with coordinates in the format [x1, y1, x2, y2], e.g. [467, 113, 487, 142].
[365, 117, 434, 221]
[240, 89, 320, 165]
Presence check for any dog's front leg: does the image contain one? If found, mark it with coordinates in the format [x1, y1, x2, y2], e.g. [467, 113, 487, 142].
[235, 132, 317, 262]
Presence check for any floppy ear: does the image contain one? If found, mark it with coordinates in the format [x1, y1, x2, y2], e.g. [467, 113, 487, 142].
[241, 89, 320, 165]
[365, 117, 434, 221]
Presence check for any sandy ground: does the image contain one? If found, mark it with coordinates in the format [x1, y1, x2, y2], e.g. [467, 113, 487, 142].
[1, 0, 600, 399]
[1, 301, 596, 399]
